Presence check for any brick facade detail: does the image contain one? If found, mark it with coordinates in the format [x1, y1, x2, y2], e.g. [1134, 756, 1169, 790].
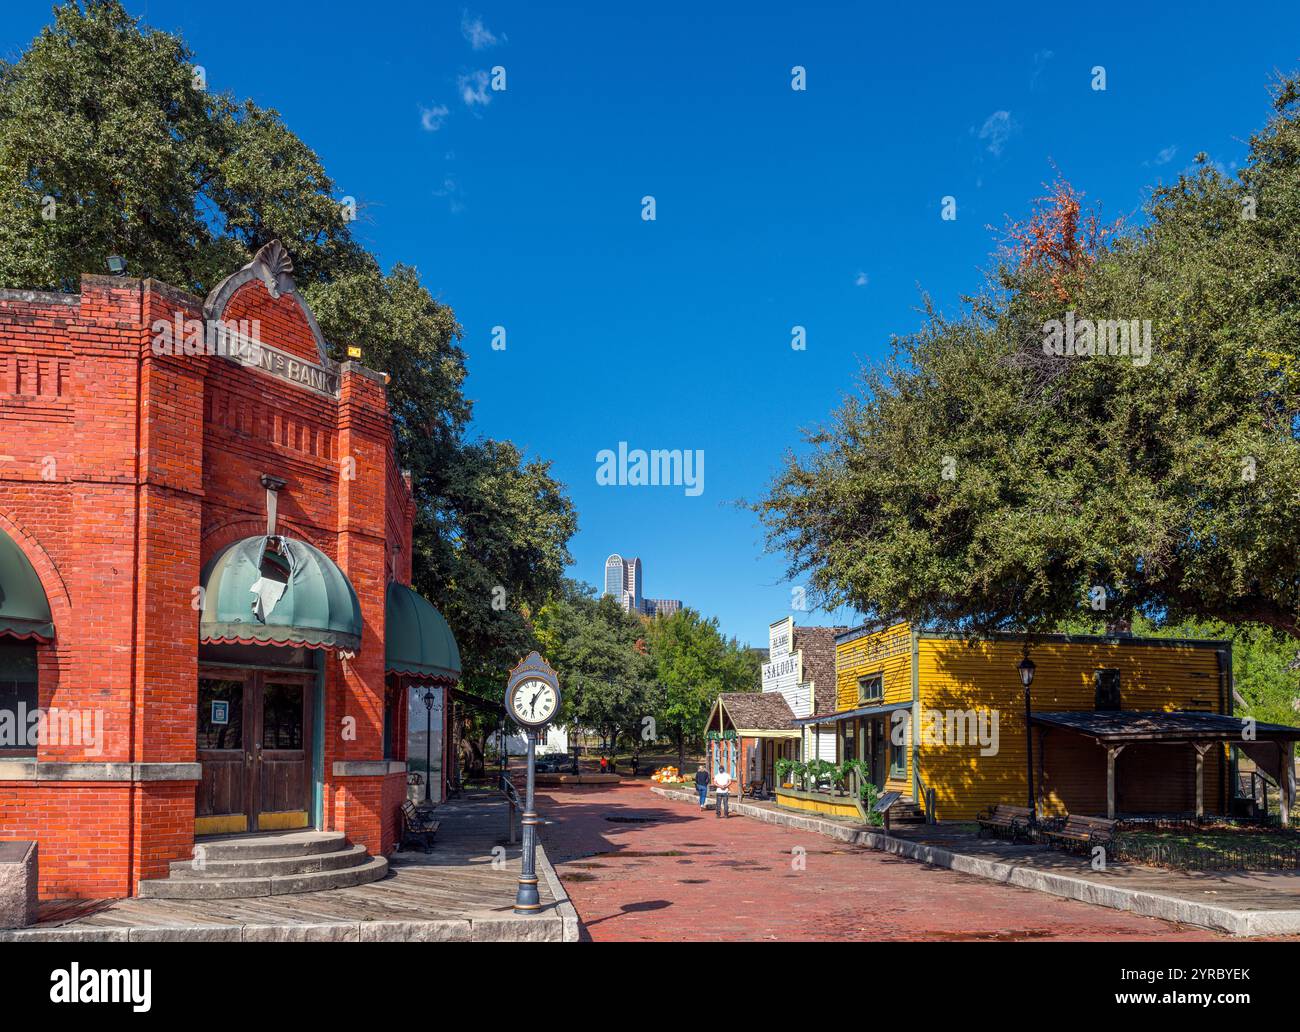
[0, 261, 418, 899]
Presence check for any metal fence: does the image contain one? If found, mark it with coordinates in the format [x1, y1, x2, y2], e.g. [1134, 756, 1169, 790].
[1111, 819, 1300, 871]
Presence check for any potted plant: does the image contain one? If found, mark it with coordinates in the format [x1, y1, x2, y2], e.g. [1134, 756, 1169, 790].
[775, 758, 795, 788]
[791, 760, 809, 791]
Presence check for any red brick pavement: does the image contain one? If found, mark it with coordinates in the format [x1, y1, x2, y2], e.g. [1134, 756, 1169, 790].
[538, 781, 1233, 942]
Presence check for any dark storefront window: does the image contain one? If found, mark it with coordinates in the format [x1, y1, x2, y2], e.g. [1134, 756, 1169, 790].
[197, 678, 244, 750]
[262, 681, 304, 749]
[0, 641, 37, 755]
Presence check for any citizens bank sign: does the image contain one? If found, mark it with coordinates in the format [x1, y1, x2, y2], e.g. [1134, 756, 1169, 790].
[214, 323, 340, 397]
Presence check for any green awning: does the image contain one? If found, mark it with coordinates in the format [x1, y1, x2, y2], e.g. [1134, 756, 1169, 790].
[0, 527, 53, 642]
[385, 581, 461, 681]
[199, 536, 362, 652]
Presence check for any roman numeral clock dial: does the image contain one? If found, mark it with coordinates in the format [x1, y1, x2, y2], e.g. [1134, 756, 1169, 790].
[511, 678, 557, 725]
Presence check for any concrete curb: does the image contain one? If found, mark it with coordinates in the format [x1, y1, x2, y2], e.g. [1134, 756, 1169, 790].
[535, 840, 581, 942]
[649, 786, 1300, 937]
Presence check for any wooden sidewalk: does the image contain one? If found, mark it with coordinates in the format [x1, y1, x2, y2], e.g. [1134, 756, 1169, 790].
[4, 792, 576, 942]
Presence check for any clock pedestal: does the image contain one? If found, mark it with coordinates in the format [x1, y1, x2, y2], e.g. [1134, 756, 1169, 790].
[514, 727, 542, 913]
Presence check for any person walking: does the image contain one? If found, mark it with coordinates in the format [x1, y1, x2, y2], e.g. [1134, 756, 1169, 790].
[599, 755, 608, 774]
[714, 768, 732, 818]
[694, 764, 709, 810]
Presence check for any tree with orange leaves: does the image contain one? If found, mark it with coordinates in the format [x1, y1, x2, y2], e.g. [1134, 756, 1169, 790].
[996, 175, 1122, 303]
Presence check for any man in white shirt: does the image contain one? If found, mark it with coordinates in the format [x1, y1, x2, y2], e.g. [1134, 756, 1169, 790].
[713, 770, 732, 818]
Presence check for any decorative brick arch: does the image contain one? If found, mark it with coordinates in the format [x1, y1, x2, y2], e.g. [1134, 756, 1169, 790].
[200, 516, 336, 567]
[0, 506, 72, 633]
[203, 240, 330, 366]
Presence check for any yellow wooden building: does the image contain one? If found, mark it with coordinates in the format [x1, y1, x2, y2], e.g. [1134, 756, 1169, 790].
[792, 622, 1300, 822]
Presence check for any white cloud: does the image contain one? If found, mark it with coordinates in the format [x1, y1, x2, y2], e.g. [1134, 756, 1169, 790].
[1149, 145, 1177, 166]
[420, 104, 449, 131]
[461, 12, 503, 50]
[854, 271, 869, 287]
[975, 110, 1017, 157]
[458, 70, 491, 108]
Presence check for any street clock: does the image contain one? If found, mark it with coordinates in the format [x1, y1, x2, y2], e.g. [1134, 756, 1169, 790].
[505, 652, 561, 728]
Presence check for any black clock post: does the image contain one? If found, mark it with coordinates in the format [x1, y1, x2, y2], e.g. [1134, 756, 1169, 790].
[515, 726, 542, 913]
[505, 651, 560, 916]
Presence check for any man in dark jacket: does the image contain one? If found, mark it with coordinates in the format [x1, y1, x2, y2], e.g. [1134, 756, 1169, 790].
[694, 764, 709, 810]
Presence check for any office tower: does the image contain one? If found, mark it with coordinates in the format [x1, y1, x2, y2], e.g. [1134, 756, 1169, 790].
[603, 554, 680, 616]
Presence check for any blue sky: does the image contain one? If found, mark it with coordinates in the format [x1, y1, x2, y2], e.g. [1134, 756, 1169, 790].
[7, 1, 1300, 646]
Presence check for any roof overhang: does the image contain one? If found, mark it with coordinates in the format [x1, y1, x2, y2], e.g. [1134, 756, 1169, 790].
[795, 700, 912, 726]
[1031, 710, 1300, 744]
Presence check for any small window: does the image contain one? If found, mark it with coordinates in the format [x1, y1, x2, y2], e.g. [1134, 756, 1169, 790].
[842, 722, 856, 761]
[0, 641, 38, 756]
[890, 723, 907, 778]
[858, 674, 883, 703]
[383, 679, 400, 760]
[1094, 669, 1121, 711]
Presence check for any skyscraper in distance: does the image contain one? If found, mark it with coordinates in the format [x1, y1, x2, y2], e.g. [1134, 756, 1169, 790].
[603, 553, 680, 617]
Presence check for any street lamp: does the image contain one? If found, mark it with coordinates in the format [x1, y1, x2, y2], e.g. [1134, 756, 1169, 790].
[1018, 657, 1036, 819]
[422, 687, 436, 803]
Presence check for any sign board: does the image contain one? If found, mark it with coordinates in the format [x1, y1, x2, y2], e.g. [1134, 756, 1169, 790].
[762, 615, 807, 717]
[872, 790, 902, 814]
[212, 323, 340, 397]
[210, 700, 230, 726]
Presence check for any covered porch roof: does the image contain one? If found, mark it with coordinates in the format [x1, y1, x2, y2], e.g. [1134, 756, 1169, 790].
[1031, 709, 1300, 822]
[707, 692, 801, 738]
[795, 700, 911, 727]
[1030, 710, 1300, 743]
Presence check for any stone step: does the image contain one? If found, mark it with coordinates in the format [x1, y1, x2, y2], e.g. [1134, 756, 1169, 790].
[191, 830, 349, 861]
[167, 842, 371, 880]
[138, 855, 388, 900]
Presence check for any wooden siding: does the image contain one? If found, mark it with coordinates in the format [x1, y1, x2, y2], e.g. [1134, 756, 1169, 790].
[836, 622, 913, 709]
[916, 636, 1228, 820]
[835, 622, 914, 795]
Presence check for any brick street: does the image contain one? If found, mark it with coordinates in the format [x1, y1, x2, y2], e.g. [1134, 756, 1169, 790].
[539, 782, 1230, 942]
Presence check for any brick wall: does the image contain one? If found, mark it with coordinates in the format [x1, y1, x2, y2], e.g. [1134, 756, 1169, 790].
[0, 261, 417, 898]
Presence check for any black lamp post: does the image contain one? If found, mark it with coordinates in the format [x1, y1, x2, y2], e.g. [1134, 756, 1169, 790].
[1018, 656, 1036, 819]
[422, 687, 436, 803]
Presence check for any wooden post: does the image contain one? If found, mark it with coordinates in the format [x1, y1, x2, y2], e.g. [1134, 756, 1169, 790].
[1193, 743, 1212, 819]
[1283, 742, 1296, 828]
[1106, 744, 1126, 819]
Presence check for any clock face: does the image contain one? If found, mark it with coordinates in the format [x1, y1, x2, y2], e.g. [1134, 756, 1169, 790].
[511, 678, 558, 726]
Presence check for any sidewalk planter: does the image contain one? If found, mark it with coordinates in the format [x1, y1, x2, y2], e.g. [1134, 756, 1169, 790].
[775, 785, 867, 821]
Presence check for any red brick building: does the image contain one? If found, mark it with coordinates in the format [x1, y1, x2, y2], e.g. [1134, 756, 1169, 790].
[0, 242, 460, 900]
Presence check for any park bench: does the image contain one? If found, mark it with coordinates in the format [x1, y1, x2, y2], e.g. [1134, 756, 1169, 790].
[976, 804, 1034, 841]
[399, 799, 441, 853]
[744, 778, 768, 800]
[1037, 814, 1116, 853]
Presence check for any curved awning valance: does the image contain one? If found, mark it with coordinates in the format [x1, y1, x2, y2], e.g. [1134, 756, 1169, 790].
[0, 527, 53, 642]
[199, 536, 362, 652]
[385, 581, 461, 681]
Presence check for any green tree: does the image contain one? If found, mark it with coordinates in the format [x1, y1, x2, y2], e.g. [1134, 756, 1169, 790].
[0, 0, 365, 292]
[647, 609, 760, 770]
[758, 73, 1300, 645]
[534, 584, 655, 754]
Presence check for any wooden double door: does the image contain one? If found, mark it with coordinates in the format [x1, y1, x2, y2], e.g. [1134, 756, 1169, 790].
[196, 668, 314, 834]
